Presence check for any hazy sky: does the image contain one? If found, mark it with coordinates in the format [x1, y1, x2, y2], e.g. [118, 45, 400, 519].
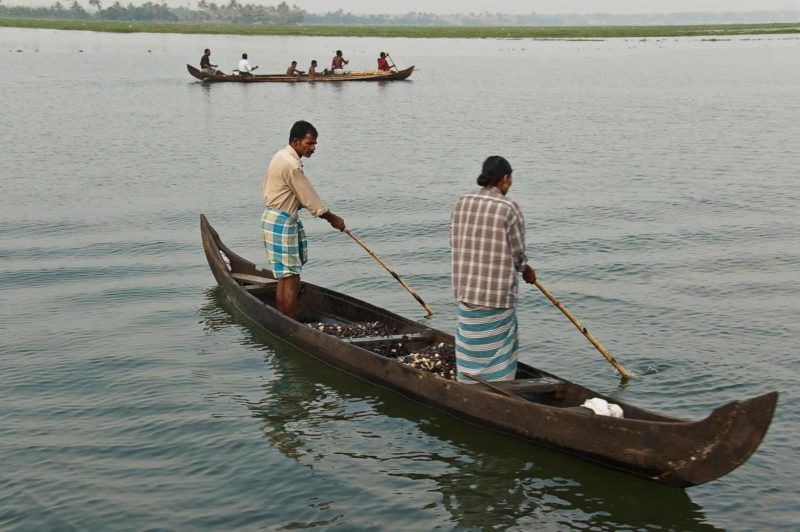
[6, 0, 800, 11]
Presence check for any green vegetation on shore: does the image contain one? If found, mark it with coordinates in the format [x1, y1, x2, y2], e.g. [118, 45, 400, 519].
[1, 18, 798, 39]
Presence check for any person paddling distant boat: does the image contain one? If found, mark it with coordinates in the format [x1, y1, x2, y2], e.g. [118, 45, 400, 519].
[286, 61, 304, 76]
[376, 52, 392, 72]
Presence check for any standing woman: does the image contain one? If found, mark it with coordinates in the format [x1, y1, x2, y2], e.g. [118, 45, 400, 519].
[450, 156, 536, 382]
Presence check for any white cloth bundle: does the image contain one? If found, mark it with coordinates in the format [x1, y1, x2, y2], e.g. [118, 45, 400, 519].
[581, 397, 624, 418]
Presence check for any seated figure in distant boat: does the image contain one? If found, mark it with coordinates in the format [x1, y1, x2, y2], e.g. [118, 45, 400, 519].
[450, 156, 537, 383]
[307, 60, 318, 76]
[331, 50, 350, 75]
[237, 53, 258, 76]
[376, 52, 392, 72]
[200, 48, 220, 75]
[286, 60, 305, 76]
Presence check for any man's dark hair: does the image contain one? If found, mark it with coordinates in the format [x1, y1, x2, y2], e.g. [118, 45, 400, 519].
[290, 121, 318, 142]
[477, 156, 512, 186]
[242, 53, 247, 59]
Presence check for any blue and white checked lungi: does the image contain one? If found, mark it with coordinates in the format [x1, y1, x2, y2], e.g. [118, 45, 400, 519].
[455, 303, 519, 383]
[262, 207, 307, 278]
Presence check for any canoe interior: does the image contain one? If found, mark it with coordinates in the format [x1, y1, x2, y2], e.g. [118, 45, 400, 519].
[226, 254, 680, 422]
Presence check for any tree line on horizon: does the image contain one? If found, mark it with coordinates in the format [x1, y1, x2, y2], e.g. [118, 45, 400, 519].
[0, 0, 305, 23]
[0, 0, 797, 25]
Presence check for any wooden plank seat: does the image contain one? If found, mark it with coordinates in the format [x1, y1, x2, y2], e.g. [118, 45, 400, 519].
[232, 272, 277, 288]
[347, 332, 436, 345]
[492, 377, 569, 395]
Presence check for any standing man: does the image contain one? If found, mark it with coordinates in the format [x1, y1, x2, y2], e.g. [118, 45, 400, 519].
[449, 156, 536, 382]
[262, 121, 346, 318]
[238, 53, 258, 76]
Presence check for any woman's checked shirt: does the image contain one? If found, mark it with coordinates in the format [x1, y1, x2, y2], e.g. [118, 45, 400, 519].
[450, 186, 528, 308]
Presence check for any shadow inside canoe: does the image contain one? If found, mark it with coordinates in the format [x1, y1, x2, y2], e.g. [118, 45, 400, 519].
[199, 287, 719, 531]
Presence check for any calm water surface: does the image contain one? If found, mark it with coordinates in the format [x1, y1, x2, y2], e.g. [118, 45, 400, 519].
[1, 28, 799, 530]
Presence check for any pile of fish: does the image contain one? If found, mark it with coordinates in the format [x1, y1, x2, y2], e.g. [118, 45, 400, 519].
[307, 320, 457, 380]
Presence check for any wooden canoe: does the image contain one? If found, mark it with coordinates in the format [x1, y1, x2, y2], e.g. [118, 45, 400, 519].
[187, 64, 414, 83]
[200, 214, 777, 487]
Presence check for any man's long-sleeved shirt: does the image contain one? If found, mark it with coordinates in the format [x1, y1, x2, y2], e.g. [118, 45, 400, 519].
[450, 186, 528, 308]
[263, 145, 328, 218]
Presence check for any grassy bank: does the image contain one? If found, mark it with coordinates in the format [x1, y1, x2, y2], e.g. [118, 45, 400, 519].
[1, 18, 799, 39]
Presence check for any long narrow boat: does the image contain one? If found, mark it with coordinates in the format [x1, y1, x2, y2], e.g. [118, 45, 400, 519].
[187, 64, 414, 83]
[200, 214, 777, 487]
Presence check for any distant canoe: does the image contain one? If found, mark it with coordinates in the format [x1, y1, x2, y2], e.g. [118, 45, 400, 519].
[187, 64, 414, 83]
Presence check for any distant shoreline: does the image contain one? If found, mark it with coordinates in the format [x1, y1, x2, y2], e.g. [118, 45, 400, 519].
[1, 18, 799, 39]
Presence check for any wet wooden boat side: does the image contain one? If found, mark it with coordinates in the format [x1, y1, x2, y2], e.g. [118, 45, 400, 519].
[200, 214, 777, 487]
[187, 64, 414, 82]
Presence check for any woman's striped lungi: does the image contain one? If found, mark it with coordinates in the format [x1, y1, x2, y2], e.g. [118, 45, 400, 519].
[455, 303, 519, 383]
[262, 207, 307, 278]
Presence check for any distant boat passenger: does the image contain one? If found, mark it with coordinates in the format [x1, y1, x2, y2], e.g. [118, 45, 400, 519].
[331, 50, 350, 75]
[376, 52, 392, 72]
[237, 53, 259, 76]
[286, 60, 304, 76]
[307, 60, 318, 76]
[200, 48, 219, 75]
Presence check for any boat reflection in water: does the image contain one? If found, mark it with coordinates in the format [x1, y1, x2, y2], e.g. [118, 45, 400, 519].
[199, 288, 719, 531]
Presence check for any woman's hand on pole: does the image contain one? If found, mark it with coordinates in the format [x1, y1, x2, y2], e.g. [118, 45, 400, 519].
[522, 264, 536, 284]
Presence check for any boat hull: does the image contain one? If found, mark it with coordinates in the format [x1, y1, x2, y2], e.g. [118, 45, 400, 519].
[187, 64, 414, 82]
[200, 214, 777, 487]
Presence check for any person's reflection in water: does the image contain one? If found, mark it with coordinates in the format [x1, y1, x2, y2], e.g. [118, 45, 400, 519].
[199, 288, 719, 531]
[201, 291, 326, 462]
[248, 354, 324, 463]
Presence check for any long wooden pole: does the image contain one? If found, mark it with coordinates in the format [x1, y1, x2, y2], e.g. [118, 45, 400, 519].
[345, 229, 433, 316]
[386, 53, 398, 71]
[533, 279, 631, 380]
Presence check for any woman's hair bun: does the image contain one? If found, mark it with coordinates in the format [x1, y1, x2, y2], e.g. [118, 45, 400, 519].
[476, 156, 512, 186]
